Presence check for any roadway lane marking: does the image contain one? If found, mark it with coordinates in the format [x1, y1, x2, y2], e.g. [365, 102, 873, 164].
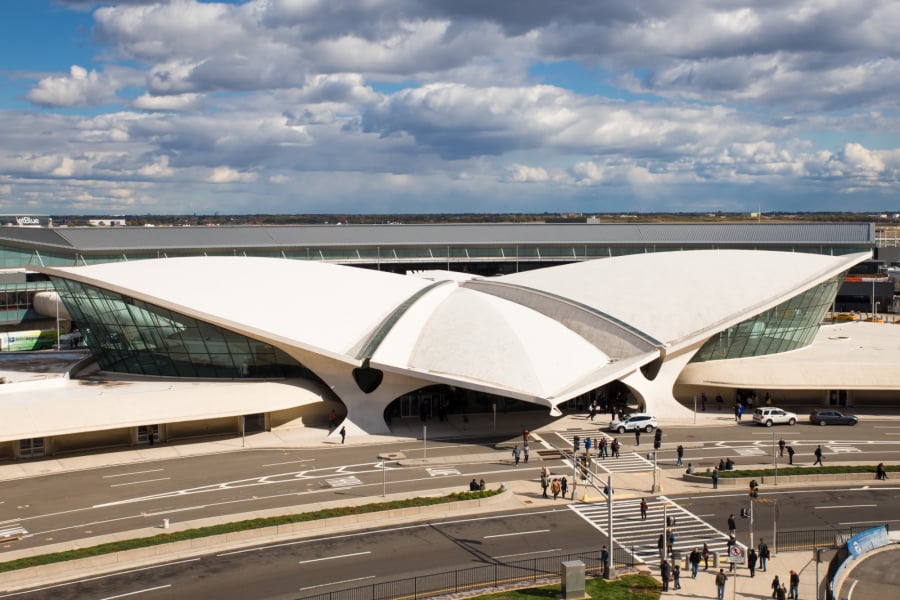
[427, 467, 462, 476]
[103, 469, 165, 479]
[484, 529, 550, 538]
[110, 478, 172, 487]
[494, 548, 562, 559]
[299, 576, 375, 591]
[0, 559, 198, 599]
[262, 459, 316, 467]
[299, 551, 370, 564]
[814, 504, 876, 510]
[99, 585, 172, 599]
[846, 579, 859, 600]
[839, 519, 900, 526]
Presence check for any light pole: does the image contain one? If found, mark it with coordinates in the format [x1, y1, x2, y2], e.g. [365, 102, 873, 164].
[423, 424, 427, 458]
[606, 474, 616, 579]
[651, 451, 660, 493]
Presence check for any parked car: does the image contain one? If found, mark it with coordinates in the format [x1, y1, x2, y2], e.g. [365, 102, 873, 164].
[752, 407, 798, 427]
[609, 413, 657, 433]
[809, 409, 858, 426]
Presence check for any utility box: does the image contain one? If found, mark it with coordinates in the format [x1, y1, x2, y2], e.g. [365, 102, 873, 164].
[560, 560, 586, 599]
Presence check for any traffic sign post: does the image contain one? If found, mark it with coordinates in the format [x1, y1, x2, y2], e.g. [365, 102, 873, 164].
[726, 544, 746, 565]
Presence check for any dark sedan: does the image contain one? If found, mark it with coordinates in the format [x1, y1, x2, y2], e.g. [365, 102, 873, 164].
[809, 409, 859, 426]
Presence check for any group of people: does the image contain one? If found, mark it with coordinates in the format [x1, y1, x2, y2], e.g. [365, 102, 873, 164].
[539, 466, 570, 500]
[468, 478, 486, 491]
[770, 570, 801, 600]
[575, 435, 622, 458]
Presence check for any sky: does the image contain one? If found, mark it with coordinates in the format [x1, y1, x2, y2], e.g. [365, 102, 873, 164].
[1, 1, 899, 216]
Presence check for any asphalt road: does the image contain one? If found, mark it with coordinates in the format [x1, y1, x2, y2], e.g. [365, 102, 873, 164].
[2, 421, 899, 552]
[5, 487, 898, 600]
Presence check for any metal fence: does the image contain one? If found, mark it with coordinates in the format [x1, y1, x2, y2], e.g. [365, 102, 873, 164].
[298, 548, 635, 600]
[775, 525, 885, 552]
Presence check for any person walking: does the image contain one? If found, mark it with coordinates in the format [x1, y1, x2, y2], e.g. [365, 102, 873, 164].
[634, 428, 641, 446]
[676, 444, 684, 466]
[672, 563, 681, 590]
[611, 438, 620, 457]
[599, 437, 608, 458]
[689, 547, 701, 578]
[551, 477, 561, 500]
[701, 391, 708, 411]
[813, 445, 824, 466]
[702, 543, 710, 570]
[339, 426, 346, 444]
[660, 559, 671, 592]
[640, 497, 649, 521]
[771, 574, 781, 599]
[778, 437, 786, 457]
[727, 513, 737, 537]
[758, 538, 769, 572]
[776, 582, 787, 600]
[786, 445, 795, 465]
[540, 470, 549, 498]
[560, 476, 568, 497]
[748, 547, 758, 577]
[512, 445, 521, 466]
[876, 462, 888, 480]
[715, 568, 728, 600]
[584, 437, 593, 456]
[657, 533, 666, 561]
[328, 409, 337, 431]
[712, 467, 719, 489]
[523, 445, 529, 464]
[789, 570, 800, 600]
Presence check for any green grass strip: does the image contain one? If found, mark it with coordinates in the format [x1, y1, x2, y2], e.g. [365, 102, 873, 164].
[0, 488, 501, 574]
[465, 573, 660, 599]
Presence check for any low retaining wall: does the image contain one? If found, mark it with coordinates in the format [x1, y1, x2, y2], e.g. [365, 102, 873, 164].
[0, 489, 512, 592]
[683, 472, 882, 486]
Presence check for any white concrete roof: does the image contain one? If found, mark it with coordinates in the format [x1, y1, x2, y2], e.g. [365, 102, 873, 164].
[497, 249, 870, 349]
[679, 321, 900, 390]
[35, 250, 871, 407]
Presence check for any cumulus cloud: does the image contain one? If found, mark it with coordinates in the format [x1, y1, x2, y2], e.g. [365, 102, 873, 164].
[207, 166, 257, 183]
[132, 93, 205, 112]
[26, 65, 119, 107]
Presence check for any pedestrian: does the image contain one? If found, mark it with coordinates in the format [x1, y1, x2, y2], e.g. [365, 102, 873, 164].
[668, 528, 676, 556]
[469, 478, 480, 491]
[660, 559, 671, 592]
[685, 463, 695, 474]
[611, 438, 620, 457]
[786, 445, 795, 465]
[715, 569, 728, 600]
[758, 538, 769, 572]
[702, 543, 710, 570]
[634, 428, 641, 446]
[599, 437, 608, 458]
[778, 438, 786, 457]
[589, 402, 596, 421]
[523, 445, 529, 464]
[328, 409, 337, 430]
[560, 476, 568, 497]
[734, 402, 741, 422]
[689, 547, 701, 578]
[789, 570, 799, 600]
[479, 478, 486, 491]
[673, 563, 681, 590]
[876, 462, 888, 480]
[522, 429, 530, 445]
[727, 513, 736, 537]
[771, 574, 781, 598]
[640, 497, 649, 521]
[584, 437, 593, 456]
[540, 471, 549, 498]
[813, 445, 824, 466]
[600, 545, 610, 579]
[748, 547, 758, 577]
[658, 533, 665, 560]
[551, 477, 561, 500]
[676, 444, 684, 466]
[512, 445, 521, 466]
[776, 583, 787, 600]
[339, 425, 346, 444]
[570, 476, 577, 500]
[712, 467, 719, 489]
[701, 391, 708, 411]
[726, 535, 737, 572]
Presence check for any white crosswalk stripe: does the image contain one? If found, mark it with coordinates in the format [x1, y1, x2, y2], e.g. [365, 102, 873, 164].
[555, 430, 654, 473]
[426, 467, 462, 477]
[570, 496, 734, 569]
[325, 476, 363, 488]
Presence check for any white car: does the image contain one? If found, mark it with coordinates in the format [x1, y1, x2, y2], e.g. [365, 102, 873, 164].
[752, 407, 798, 427]
[609, 413, 658, 433]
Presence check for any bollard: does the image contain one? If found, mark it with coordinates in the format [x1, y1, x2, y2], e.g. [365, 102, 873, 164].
[162, 518, 170, 529]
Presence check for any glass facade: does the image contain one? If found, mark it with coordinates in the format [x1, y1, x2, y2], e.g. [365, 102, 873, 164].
[689, 273, 845, 363]
[51, 277, 321, 381]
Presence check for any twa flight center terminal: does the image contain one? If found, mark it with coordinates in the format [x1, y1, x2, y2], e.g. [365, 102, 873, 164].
[1, 245, 899, 458]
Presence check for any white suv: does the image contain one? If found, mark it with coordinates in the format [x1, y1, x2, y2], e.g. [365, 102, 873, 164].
[609, 413, 658, 433]
[752, 407, 798, 427]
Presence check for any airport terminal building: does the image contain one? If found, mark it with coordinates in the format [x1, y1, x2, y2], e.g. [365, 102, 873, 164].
[0, 221, 897, 458]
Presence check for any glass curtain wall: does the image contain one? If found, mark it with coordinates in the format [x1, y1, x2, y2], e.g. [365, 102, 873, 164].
[690, 274, 844, 363]
[51, 277, 321, 380]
